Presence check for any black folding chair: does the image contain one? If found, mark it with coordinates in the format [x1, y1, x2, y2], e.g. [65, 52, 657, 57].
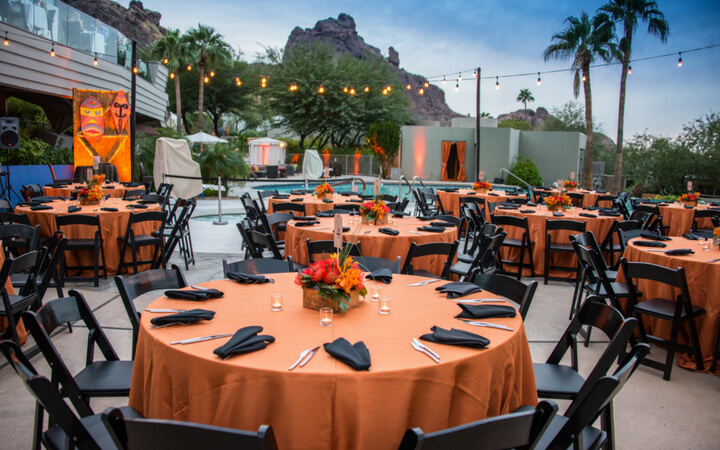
[491, 214, 535, 280]
[0, 251, 41, 344]
[544, 218, 586, 284]
[222, 258, 294, 276]
[470, 273, 538, 320]
[273, 202, 306, 216]
[257, 189, 279, 214]
[402, 240, 459, 279]
[116, 211, 167, 275]
[0, 221, 40, 257]
[306, 239, 362, 263]
[123, 189, 146, 200]
[55, 214, 107, 286]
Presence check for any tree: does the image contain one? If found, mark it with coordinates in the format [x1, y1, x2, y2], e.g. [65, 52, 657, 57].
[680, 113, 720, 194]
[203, 58, 260, 136]
[598, 0, 669, 193]
[185, 24, 231, 132]
[544, 11, 616, 189]
[366, 121, 401, 178]
[153, 29, 192, 133]
[498, 118, 533, 131]
[516, 89, 535, 110]
[623, 133, 695, 195]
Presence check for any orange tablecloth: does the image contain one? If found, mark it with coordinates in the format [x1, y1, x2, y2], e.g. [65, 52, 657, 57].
[16, 199, 161, 276]
[0, 251, 27, 344]
[494, 206, 618, 279]
[620, 237, 720, 374]
[285, 217, 458, 276]
[436, 189, 526, 219]
[129, 274, 538, 449]
[533, 189, 612, 208]
[268, 193, 365, 216]
[43, 184, 128, 199]
[654, 203, 719, 236]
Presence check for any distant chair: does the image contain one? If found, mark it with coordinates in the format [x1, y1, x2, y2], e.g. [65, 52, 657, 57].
[48, 164, 73, 185]
[402, 240, 459, 279]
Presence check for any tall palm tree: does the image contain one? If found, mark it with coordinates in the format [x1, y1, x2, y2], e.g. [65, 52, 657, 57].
[185, 24, 231, 132]
[598, 0, 669, 193]
[516, 89, 535, 110]
[544, 12, 616, 189]
[153, 29, 190, 133]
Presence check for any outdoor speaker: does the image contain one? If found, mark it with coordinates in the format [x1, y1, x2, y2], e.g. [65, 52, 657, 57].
[0, 117, 20, 149]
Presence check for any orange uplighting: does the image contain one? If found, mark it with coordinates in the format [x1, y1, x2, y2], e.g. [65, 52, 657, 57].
[322, 148, 330, 166]
[353, 150, 361, 175]
[413, 128, 427, 177]
[290, 154, 300, 163]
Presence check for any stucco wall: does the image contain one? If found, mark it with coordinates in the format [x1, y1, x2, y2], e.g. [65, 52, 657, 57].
[519, 131, 585, 186]
[400, 126, 474, 181]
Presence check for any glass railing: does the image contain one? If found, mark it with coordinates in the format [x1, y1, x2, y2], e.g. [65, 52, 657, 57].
[0, 0, 152, 81]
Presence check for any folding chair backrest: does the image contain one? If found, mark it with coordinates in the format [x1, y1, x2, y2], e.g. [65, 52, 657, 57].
[307, 239, 362, 263]
[470, 273, 538, 320]
[402, 240, 459, 278]
[334, 203, 361, 212]
[352, 256, 402, 274]
[0, 212, 32, 226]
[223, 258, 292, 276]
[273, 202, 306, 216]
[0, 223, 41, 252]
[248, 231, 283, 259]
[156, 183, 173, 198]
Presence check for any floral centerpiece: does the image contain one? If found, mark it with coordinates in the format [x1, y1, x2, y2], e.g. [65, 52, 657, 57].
[315, 182, 334, 199]
[78, 174, 105, 205]
[714, 226, 720, 246]
[295, 250, 367, 313]
[359, 198, 390, 224]
[544, 193, 572, 211]
[564, 180, 578, 190]
[679, 191, 701, 206]
[473, 181, 492, 193]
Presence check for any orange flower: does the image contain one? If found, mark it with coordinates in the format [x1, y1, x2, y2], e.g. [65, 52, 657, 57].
[545, 194, 571, 207]
[473, 181, 492, 190]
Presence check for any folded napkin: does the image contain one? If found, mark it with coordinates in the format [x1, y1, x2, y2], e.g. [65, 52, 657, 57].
[272, 195, 290, 199]
[323, 338, 371, 370]
[362, 195, 376, 200]
[123, 182, 143, 187]
[417, 226, 445, 233]
[46, 183, 68, 188]
[599, 210, 621, 217]
[665, 248, 695, 256]
[633, 240, 667, 248]
[337, 191, 358, 196]
[707, 208, 720, 212]
[487, 192, 499, 196]
[291, 216, 316, 221]
[526, 202, 537, 207]
[519, 209, 535, 214]
[464, 191, 476, 195]
[439, 188, 458, 192]
[67, 205, 82, 213]
[391, 212, 408, 217]
[294, 220, 320, 227]
[17, 202, 35, 207]
[552, 212, 565, 217]
[214, 326, 275, 360]
[164, 288, 224, 300]
[682, 233, 699, 240]
[104, 185, 116, 189]
[378, 227, 399, 236]
[595, 189, 608, 194]
[126, 204, 148, 209]
[656, 203, 670, 207]
[435, 281, 483, 299]
[710, 202, 720, 207]
[315, 211, 334, 217]
[367, 268, 393, 284]
[455, 304, 517, 319]
[137, 200, 158, 204]
[640, 232, 671, 241]
[342, 227, 350, 232]
[684, 204, 695, 209]
[291, 190, 312, 195]
[429, 221, 456, 228]
[498, 206, 519, 210]
[150, 309, 215, 326]
[345, 198, 364, 203]
[100, 207, 118, 212]
[420, 326, 490, 349]
[227, 272, 271, 284]
[579, 213, 598, 218]
[290, 198, 304, 202]
[500, 202, 517, 207]
[322, 199, 334, 203]
[30, 204, 52, 210]
[416, 216, 434, 221]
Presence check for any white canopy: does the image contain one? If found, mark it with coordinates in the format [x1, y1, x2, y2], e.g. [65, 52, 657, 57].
[154, 137, 203, 199]
[302, 149, 323, 179]
[248, 137, 286, 166]
[186, 131, 229, 144]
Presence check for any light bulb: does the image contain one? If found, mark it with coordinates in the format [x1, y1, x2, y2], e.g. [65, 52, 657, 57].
[458, 72, 462, 81]
[261, 76, 267, 88]
[170, 72, 175, 79]
[318, 84, 325, 94]
[364, 85, 369, 93]
[537, 72, 541, 86]
[387, 85, 391, 92]
[423, 81, 429, 88]
[210, 70, 215, 77]
[343, 86, 348, 93]
[203, 76, 209, 83]
[4, 31, 9, 46]
[677, 52, 682, 67]
[236, 77, 241, 86]
[406, 84, 411, 90]
[495, 77, 499, 90]
[418, 88, 424, 95]
[350, 86, 356, 95]
[454, 82, 459, 92]
[442, 75, 446, 84]
[382, 88, 388, 95]
[93, 53, 98, 65]
[163, 58, 168, 64]
[628, 65, 632, 74]
[50, 43, 55, 57]
[582, 74, 587, 82]
[133, 66, 138, 73]
[187, 65, 192, 71]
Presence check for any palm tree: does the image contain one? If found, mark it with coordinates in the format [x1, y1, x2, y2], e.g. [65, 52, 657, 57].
[544, 12, 616, 189]
[153, 29, 190, 133]
[185, 24, 231, 132]
[598, 0, 669, 193]
[516, 89, 535, 110]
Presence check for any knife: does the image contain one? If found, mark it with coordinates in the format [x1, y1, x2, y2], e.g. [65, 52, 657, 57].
[453, 299, 506, 304]
[459, 320, 514, 331]
[170, 334, 233, 345]
[145, 308, 188, 313]
[298, 346, 321, 367]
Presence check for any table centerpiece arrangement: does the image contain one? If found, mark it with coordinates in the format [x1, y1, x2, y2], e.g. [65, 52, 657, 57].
[359, 197, 390, 225]
[78, 174, 105, 205]
[544, 193, 572, 212]
[714, 226, 720, 247]
[679, 191, 701, 207]
[295, 244, 367, 313]
[473, 181, 492, 194]
[315, 182, 334, 200]
[563, 180, 578, 191]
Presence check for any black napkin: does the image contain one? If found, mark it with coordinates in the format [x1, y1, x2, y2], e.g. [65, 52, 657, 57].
[214, 326, 275, 360]
[150, 309, 215, 326]
[583, 206, 601, 211]
[439, 188, 458, 192]
[367, 268, 393, 284]
[464, 191, 476, 195]
[104, 185, 116, 189]
[599, 210, 621, 217]
[227, 272, 271, 284]
[391, 212, 408, 218]
[291, 190, 312, 195]
[164, 288, 224, 300]
[595, 189, 608, 194]
[498, 206, 519, 210]
[552, 212, 565, 217]
[416, 216, 434, 221]
[294, 220, 320, 227]
[417, 226, 445, 233]
[30, 204, 52, 210]
[710, 202, 720, 207]
[291, 216, 316, 221]
[682, 233, 699, 240]
[684, 205, 695, 209]
[526, 202, 537, 207]
[67, 205, 82, 213]
[362, 195, 376, 200]
[123, 182, 143, 187]
[633, 240, 667, 248]
[455, 304, 517, 319]
[519, 209, 535, 213]
[429, 221, 456, 228]
[580, 213, 598, 218]
[126, 204, 149, 209]
[290, 198, 304, 202]
[337, 191, 358, 196]
[272, 195, 290, 199]
[487, 192, 499, 196]
[342, 227, 350, 232]
[435, 281, 483, 299]
[315, 211, 334, 217]
[46, 183, 68, 188]
[378, 227, 399, 236]
[665, 248, 695, 256]
[420, 326, 490, 349]
[323, 338, 371, 370]
[322, 199, 334, 203]
[138, 200, 158, 204]
[640, 232, 671, 241]
[101, 207, 118, 212]
[17, 202, 35, 207]
[344, 198, 364, 203]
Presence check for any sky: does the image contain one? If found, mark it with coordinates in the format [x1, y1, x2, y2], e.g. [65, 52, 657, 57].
[125, 0, 720, 140]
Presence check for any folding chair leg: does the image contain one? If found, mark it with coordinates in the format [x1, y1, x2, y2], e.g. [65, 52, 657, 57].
[663, 320, 681, 381]
[686, 315, 705, 372]
[33, 403, 43, 450]
[601, 402, 615, 450]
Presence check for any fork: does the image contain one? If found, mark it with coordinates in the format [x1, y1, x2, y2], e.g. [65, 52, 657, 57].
[411, 340, 439, 363]
[412, 338, 440, 360]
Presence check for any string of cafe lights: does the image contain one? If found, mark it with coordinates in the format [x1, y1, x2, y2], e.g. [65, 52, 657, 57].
[3, 27, 719, 95]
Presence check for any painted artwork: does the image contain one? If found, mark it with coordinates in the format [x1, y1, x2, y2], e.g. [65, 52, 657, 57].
[73, 89, 131, 182]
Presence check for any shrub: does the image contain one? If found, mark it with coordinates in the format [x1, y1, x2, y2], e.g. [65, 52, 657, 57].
[7, 138, 73, 165]
[506, 156, 543, 187]
[498, 118, 533, 131]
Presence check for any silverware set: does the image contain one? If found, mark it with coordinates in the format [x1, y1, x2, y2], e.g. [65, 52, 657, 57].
[288, 346, 321, 370]
[458, 319, 514, 331]
[412, 338, 440, 363]
[453, 299, 506, 304]
[170, 333, 233, 345]
[406, 279, 441, 287]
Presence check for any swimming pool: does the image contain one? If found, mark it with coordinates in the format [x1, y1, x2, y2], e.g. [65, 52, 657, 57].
[254, 182, 520, 196]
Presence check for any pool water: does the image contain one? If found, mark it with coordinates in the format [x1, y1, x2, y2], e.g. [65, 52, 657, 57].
[255, 182, 519, 196]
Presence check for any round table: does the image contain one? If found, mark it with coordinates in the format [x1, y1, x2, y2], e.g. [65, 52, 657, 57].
[128, 273, 538, 450]
[621, 237, 720, 374]
[533, 189, 612, 208]
[436, 189, 526, 219]
[43, 183, 129, 199]
[284, 216, 458, 276]
[654, 203, 720, 236]
[493, 205, 619, 279]
[15, 199, 161, 276]
[267, 193, 365, 216]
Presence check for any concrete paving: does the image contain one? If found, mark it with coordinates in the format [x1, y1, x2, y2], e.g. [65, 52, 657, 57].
[1, 199, 719, 449]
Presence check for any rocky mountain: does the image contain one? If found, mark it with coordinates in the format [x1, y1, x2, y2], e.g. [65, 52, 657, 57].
[285, 14, 461, 126]
[63, 0, 164, 48]
[497, 108, 550, 130]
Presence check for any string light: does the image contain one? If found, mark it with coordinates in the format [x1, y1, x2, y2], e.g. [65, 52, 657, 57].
[418, 87, 424, 95]
[289, 81, 298, 91]
[349, 86, 356, 95]
[203, 75, 209, 83]
[4, 31, 9, 46]
[93, 53, 98, 65]
[133, 66, 138, 73]
[382, 87, 388, 95]
[458, 72, 462, 82]
[423, 81, 429, 88]
[364, 85, 370, 93]
[343, 86, 348, 93]
[582, 73, 587, 82]
[318, 84, 325, 94]
[163, 58, 168, 64]
[210, 70, 215, 77]
[187, 64, 192, 71]
[235, 77, 242, 86]
[50, 42, 55, 57]
[628, 65, 632, 74]
[386, 85, 392, 92]
[170, 72, 175, 79]
[677, 52, 682, 67]
[406, 84, 411, 90]
[442, 75, 446, 84]
[537, 72, 541, 86]
[495, 76, 499, 90]
[454, 82, 459, 92]
[261, 76, 267, 88]
[473, 69, 477, 78]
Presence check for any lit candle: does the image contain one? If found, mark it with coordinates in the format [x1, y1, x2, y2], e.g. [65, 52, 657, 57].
[319, 307, 333, 326]
[370, 286, 382, 302]
[379, 297, 391, 315]
[271, 294, 283, 311]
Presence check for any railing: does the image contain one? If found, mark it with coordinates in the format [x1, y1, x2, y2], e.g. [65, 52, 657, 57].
[500, 168, 532, 190]
[330, 177, 367, 195]
[399, 175, 411, 201]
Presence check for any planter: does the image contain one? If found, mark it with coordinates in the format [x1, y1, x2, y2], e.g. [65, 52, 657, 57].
[547, 204, 565, 212]
[317, 193, 334, 200]
[79, 198, 100, 205]
[302, 287, 360, 313]
[361, 214, 389, 225]
[474, 188, 488, 194]
[682, 201, 697, 208]
[565, 187, 577, 192]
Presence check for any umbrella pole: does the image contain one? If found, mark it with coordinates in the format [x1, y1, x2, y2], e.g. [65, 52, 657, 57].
[213, 176, 227, 225]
